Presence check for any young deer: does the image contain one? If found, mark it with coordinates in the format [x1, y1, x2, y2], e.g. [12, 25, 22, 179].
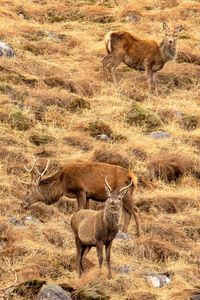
[70, 177, 132, 279]
[102, 23, 182, 96]
[19, 157, 141, 236]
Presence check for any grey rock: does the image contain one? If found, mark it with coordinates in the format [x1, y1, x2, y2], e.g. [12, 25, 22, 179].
[22, 216, 42, 224]
[7, 216, 42, 226]
[191, 295, 200, 300]
[115, 230, 131, 241]
[7, 217, 24, 226]
[144, 273, 170, 288]
[37, 283, 72, 300]
[18, 13, 25, 18]
[112, 266, 135, 274]
[149, 131, 171, 140]
[0, 41, 16, 57]
[0, 240, 5, 250]
[96, 134, 110, 141]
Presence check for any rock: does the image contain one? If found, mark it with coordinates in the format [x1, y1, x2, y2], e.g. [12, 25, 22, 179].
[7, 216, 42, 226]
[0, 41, 16, 57]
[21, 216, 42, 224]
[0, 240, 5, 250]
[7, 217, 24, 226]
[37, 283, 72, 300]
[144, 273, 171, 288]
[96, 134, 110, 141]
[191, 295, 200, 300]
[149, 131, 171, 140]
[112, 266, 135, 274]
[115, 230, 131, 241]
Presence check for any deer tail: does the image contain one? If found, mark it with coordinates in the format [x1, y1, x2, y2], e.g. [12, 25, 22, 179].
[129, 171, 138, 189]
[104, 31, 113, 54]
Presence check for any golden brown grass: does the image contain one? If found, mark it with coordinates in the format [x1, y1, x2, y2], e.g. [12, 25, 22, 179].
[0, 0, 200, 299]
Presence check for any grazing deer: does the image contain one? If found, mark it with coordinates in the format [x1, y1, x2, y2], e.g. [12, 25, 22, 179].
[102, 23, 182, 96]
[19, 157, 141, 236]
[71, 177, 131, 279]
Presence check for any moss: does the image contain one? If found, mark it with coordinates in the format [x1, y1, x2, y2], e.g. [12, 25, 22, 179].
[84, 120, 112, 137]
[0, 105, 33, 131]
[126, 104, 163, 132]
[29, 133, 53, 146]
[23, 44, 44, 56]
[69, 97, 91, 111]
[181, 114, 200, 131]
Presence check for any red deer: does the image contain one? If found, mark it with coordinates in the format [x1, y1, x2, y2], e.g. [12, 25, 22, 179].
[70, 177, 131, 279]
[102, 23, 182, 96]
[19, 157, 141, 236]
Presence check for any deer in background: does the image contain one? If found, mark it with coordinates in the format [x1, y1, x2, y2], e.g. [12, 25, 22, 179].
[19, 157, 141, 237]
[102, 23, 182, 96]
[70, 177, 132, 279]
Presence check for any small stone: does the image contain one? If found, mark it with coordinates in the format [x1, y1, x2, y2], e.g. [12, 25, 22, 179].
[112, 266, 135, 274]
[7, 218, 24, 226]
[37, 283, 72, 300]
[149, 131, 171, 140]
[145, 273, 171, 288]
[0, 41, 16, 57]
[96, 134, 110, 141]
[22, 216, 42, 224]
[115, 230, 131, 241]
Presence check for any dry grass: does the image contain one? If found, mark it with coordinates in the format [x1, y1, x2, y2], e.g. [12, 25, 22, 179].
[0, 0, 200, 299]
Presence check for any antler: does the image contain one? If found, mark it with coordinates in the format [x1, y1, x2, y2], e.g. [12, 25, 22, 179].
[119, 180, 132, 193]
[18, 155, 38, 185]
[105, 176, 112, 192]
[36, 158, 50, 178]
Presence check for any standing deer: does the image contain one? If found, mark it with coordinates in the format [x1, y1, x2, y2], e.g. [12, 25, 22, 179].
[19, 157, 141, 236]
[102, 23, 182, 96]
[70, 177, 132, 279]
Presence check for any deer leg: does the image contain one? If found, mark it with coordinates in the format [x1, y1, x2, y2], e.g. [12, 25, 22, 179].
[152, 71, 158, 96]
[75, 236, 83, 278]
[123, 194, 142, 237]
[146, 65, 153, 97]
[105, 242, 112, 279]
[80, 246, 91, 273]
[96, 240, 104, 268]
[132, 204, 142, 238]
[76, 188, 87, 209]
[85, 199, 90, 209]
[122, 208, 131, 233]
[102, 52, 124, 84]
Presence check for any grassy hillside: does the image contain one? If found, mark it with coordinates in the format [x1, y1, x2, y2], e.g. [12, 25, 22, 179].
[0, 0, 200, 299]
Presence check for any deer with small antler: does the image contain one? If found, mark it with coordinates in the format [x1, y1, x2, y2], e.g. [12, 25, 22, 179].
[19, 157, 142, 236]
[102, 23, 182, 96]
[71, 177, 132, 279]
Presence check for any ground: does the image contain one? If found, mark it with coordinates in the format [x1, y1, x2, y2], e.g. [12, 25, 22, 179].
[0, 0, 200, 299]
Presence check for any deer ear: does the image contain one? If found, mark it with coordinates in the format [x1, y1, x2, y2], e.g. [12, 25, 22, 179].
[163, 23, 168, 31]
[120, 188, 128, 199]
[176, 25, 182, 33]
[105, 185, 111, 197]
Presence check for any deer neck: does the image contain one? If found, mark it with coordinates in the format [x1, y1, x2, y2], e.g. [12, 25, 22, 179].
[159, 39, 177, 63]
[39, 176, 63, 204]
[103, 205, 122, 232]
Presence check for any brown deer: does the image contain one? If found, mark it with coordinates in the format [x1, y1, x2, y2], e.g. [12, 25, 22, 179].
[102, 23, 182, 96]
[70, 177, 131, 279]
[19, 157, 141, 236]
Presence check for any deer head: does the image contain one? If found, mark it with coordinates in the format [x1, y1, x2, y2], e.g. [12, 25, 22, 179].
[163, 23, 182, 49]
[18, 156, 50, 209]
[104, 177, 132, 211]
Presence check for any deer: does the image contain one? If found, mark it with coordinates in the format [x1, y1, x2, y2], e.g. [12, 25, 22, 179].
[102, 23, 182, 96]
[19, 156, 141, 237]
[70, 177, 132, 279]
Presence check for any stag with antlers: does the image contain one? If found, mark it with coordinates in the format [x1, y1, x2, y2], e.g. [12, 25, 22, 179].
[19, 157, 142, 236]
